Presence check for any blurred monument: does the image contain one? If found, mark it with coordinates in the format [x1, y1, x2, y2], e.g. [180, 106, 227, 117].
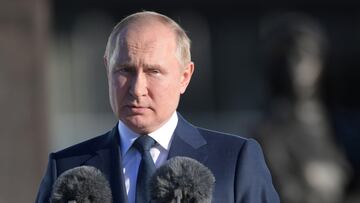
[254, 12, 351, 203]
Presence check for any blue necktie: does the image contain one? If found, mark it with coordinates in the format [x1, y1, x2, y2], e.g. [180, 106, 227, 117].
[133, 135, 156, 203]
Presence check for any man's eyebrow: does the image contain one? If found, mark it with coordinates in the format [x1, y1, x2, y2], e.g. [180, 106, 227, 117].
[113, 61, 162, 70]
[143, 64, 162, 69]
[115, 62, 134, 68]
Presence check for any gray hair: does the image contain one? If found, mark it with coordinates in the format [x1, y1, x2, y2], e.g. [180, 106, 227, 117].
[104, 11, 191, 66]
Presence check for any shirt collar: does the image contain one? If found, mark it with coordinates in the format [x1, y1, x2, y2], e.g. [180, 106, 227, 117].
[118, 112, 178, 156]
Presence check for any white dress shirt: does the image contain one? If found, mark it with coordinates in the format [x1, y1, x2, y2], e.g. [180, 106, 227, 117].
[118, 112, 178, 203]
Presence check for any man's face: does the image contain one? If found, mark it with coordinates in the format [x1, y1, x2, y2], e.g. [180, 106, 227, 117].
[106, 22, 193, 134]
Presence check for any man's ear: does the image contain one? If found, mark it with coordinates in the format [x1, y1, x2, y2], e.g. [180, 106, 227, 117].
[104, 56, 109, 75]
[180, 62, 194, 94]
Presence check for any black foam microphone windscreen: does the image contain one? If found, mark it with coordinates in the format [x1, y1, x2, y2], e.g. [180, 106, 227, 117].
[150, 156, 215, 203]
[50, 165, 112, 203]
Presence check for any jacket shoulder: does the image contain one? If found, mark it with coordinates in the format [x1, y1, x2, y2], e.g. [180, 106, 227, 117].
[197, 127, 250, 145]
[52, 130, 114, 160]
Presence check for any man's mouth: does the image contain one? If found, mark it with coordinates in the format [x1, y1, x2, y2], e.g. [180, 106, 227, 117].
[126, 105, 149, 114]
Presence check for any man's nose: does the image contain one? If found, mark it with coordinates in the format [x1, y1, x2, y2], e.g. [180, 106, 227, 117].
[129, 73, 147, 98]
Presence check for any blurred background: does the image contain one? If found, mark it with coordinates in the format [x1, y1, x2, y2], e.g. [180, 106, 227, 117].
[1, 0, 359, 202]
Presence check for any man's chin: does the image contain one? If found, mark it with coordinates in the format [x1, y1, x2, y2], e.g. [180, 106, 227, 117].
[123, 117, 152, 134]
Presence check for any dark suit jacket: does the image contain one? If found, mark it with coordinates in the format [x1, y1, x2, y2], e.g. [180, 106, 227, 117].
[36, 114, 279, 203]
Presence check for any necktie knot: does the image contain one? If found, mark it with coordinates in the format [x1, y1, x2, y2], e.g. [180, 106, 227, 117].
[134, 135, 155, 153]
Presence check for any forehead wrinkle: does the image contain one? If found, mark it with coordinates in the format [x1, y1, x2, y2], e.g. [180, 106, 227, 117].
[124, 22, 176, 50]
[118, 30, 160, 55]
[126, 41, 157, 55]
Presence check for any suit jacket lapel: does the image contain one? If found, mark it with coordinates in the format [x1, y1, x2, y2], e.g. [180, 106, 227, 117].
[83, 125, 128, 203]
[168, 114, 208, 164]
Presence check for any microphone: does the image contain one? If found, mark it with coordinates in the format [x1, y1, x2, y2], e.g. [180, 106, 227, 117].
[50, 165, 112, 203]
[149, 156, 215, 203]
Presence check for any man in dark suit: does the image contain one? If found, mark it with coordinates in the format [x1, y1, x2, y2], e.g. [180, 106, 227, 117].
[36, 11, 279, 203]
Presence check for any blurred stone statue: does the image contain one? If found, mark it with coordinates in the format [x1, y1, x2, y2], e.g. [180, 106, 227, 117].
[254, 12, 351, 203]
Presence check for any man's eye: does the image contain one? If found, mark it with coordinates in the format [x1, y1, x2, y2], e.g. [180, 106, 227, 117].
[114, 67, 132, 73]
[120, 68, 131, 72]
[148, 69, 160, 74]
